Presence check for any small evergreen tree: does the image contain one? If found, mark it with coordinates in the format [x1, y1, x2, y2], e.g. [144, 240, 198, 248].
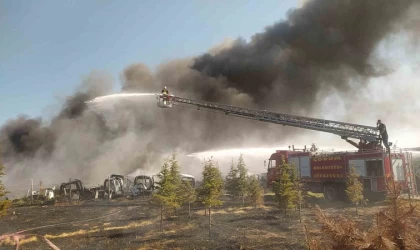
[225, 159, 239, 199]
[153, 157, 178, 231]
[345, 166, 364, 215]
[168, 153, 182, 213]
[295, 177, 305, 223]
[236, 154, 249, 207]
[289, 161, 305, 222]
[0, 153, 6, 199]
[272, 157, 299, 217]
[198, 158, 224, 238]
[179, 181, 196, 220]
[0, 147, 11, 217]
[247, 176, 264, 208]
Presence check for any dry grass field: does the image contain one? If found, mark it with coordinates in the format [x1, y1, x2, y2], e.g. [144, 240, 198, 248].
[0, 194, 400, 250]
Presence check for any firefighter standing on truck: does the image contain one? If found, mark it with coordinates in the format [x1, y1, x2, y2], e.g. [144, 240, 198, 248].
[377, 119, 389, 151]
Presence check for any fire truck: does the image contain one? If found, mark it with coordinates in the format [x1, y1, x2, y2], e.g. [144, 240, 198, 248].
[156, 93, 418, 201]
[266, 146, 414, 201]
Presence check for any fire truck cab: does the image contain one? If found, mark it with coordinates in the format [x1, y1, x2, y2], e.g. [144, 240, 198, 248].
[266, 147, 416, 201]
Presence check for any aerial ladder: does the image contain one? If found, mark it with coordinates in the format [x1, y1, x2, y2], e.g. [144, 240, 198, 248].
[156, 94, 383, 151]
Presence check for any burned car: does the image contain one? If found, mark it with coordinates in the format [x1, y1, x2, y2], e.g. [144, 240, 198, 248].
[103, 174, 133, 199]
[59, 179, 95, 200]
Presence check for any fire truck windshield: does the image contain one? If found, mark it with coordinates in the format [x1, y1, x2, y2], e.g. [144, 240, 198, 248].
[267, 160, 275, 169]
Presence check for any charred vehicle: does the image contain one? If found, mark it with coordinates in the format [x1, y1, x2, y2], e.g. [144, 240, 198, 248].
[132, 175, 159, 196]
[59, 179, 95, 200]
[103, 174, 133, 199]
[181, 174, 196, 188]
[131, 174, 195, 196]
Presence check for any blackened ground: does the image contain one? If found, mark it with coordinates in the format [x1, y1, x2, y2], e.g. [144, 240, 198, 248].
[0, 196, 390, 250]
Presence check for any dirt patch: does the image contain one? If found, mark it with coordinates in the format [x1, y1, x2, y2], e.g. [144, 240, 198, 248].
[228, 214, 277, 223]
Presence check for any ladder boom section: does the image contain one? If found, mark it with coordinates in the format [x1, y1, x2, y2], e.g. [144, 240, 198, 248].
[158, 94, 380, 142]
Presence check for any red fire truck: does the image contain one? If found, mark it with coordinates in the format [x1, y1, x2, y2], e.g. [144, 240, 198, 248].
[155, 93, 418, 201]
[266, 146, 415, 201]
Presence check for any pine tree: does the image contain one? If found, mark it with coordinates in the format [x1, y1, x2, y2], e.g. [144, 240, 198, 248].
[288, 160, 305, 222]
[179, 181, 196, 220]
[168, 153, 182, 213]
[247, 176, 264, 208]
[272, 157, 299, 217]
[198, 158, 224, 238]
[295, 177, 305, 223]
[153, 157, 179, 231]
[309, 175, 420, 250]
[0, 152, 6, 199]
[237, 154, 249, 206]
[0, 146, 11, 217]
[225, 159, 239, 199]
[345, 166, 364, 215]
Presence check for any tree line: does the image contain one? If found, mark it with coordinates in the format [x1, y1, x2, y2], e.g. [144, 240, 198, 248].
[152, 153, 265, 235]
[151, 153, 329, 235]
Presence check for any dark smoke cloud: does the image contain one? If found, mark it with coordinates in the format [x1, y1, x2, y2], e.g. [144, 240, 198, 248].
[191, 0, 415, 112]
[121, 63, 155, 92]
[1, 0, 419, 191]
[1, 71, 114, 158]
[0, 72, 118, 190]
[57, 93, 91, 119]
[0, 117, 55, 159]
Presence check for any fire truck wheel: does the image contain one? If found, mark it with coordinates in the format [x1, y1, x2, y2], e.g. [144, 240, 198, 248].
[323, 185, 338, 202]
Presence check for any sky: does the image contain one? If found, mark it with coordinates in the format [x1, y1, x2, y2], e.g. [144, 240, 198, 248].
[0, 0, 301, 126]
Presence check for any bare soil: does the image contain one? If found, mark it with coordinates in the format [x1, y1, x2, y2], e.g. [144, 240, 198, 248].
[0, 197, 386, 250]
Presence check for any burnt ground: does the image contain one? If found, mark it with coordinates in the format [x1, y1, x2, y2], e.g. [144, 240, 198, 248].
[0, 196, 388, 250]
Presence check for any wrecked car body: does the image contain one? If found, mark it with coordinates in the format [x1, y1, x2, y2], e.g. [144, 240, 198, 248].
[181, 174, 196, 188]
[131, 175, 159, 196]
[103, 174, 133, 199]
[59, 179, 95, 200]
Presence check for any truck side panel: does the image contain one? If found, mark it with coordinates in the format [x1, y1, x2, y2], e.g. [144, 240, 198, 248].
[310, 155, 346, 181]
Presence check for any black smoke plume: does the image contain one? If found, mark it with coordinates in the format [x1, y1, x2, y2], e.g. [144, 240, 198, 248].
[1, 117, 55, 159]
[190, 0, 415, 112]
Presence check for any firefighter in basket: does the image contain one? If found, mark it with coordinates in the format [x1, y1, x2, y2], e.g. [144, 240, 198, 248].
[160, 86, 170, 106]
[161, 86, 169, 95]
